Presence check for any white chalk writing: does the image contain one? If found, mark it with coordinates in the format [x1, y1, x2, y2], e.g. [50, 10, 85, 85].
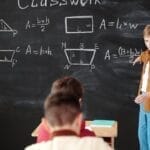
[99, 18, 139, 30]
[25, 45, 53, 56]
[17, 0, 103, 9]
[25, 16, 50, 32]
[0, 45, 53, 68]
[104, 46, 142, 63]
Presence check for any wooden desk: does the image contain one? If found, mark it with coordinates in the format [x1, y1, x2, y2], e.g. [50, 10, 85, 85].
[86, 120, 118, 149]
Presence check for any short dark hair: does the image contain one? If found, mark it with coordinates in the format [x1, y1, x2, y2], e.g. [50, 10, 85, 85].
[44, 92, 81, 127]
[50, 76, 84, 100]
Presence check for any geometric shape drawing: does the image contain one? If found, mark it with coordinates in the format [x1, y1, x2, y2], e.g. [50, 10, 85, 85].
[65, 16, 93, 34]
[0, 19, 18, 37]
[0, 50, 16, 67]
[64, 48, 96, 69]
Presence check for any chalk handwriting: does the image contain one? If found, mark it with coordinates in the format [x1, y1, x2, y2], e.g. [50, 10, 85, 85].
[99, 18, 139, 30]
[25, 45, 53, 56]
[17, 0, 103, 9]
[25, 16, 50, 32]
[64, 16, 139, 34]
[104, 46, 142, 63]
[0, 45, 53, 68]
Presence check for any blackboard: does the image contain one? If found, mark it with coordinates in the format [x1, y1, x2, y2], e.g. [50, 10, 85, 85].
[0, 0, 150, 149]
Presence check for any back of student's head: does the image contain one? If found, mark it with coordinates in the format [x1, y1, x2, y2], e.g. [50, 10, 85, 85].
[44, 92, 81, 127]
[50, 76, 84, 100]
[143, 25, 150, 37]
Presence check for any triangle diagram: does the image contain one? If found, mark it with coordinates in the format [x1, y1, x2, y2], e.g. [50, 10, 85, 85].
[0, 19, 13, 31]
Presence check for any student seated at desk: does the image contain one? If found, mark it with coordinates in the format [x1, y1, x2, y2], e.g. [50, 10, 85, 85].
[36, 117, 95, 142]
[34, 76, 95, 143]
[25, 93, 112, 150]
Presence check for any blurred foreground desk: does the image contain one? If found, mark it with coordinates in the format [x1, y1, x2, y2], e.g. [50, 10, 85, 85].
[86, 120, 118, 149]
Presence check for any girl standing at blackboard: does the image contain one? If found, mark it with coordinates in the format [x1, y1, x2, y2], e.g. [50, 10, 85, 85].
[133, 25, 150, 150]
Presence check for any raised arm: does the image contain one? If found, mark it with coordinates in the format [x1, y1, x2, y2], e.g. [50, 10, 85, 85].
[132, 56, 141, 66]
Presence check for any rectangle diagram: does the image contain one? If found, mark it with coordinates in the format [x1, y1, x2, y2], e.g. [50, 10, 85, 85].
[65, 16, 93, 34]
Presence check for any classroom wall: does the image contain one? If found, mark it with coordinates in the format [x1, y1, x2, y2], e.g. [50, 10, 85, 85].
[0, 0, 150, 149]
